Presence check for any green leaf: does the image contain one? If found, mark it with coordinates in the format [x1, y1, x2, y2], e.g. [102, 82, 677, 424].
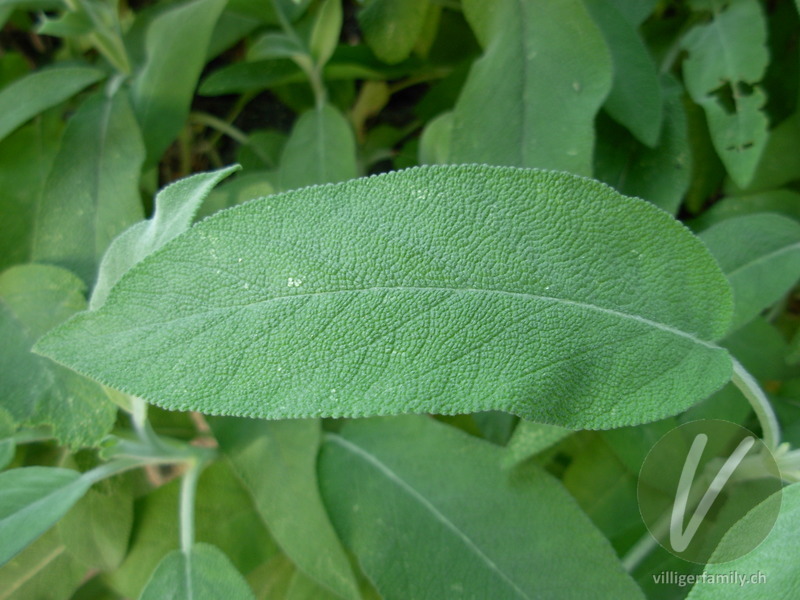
[319, 416, 645, 599]
[0, 528, 85, 600]
[131, 0, 227, 162]
[584, 0, 662, 146]
[595, 75, 691, 215]
[450, 0, 612, 175]
[139, 543, 255, 600]
[0, 264, 116, 448]
[58, 475, 133, 571]
[503, 420, 571, 468]
[357, 0, 430, 65]
[31, 90, 145, 285]
[0, 467, 93, 566]
[0, 114, 63, 272]
[278, 103, 357, 190]
[735, 110, 800, 193]
[418, 111, 452, 165]
[106, 459, 276, 598]
[211, 418, 361, 600]
[309, 0, 342, 69]
[91, 166, 239, 309]
[681, 0, 770, 188]
[700, 214, 800, 332]
[686, 484, 799, 599]
[690, 189, 800, 230]
[0, 65, 104, 143]
[35, 165, 734, 429]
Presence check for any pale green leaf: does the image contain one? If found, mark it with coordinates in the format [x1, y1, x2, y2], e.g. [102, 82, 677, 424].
[418, 111, 452, 165]
[285, 570, 344, 600]
[0, 65, 104, 143]
[735, 111, 800, 193]
[687, 484, 800, 599]
[595, 75, 690, 215]
[35, 165, 734, 429]
[585, 0, 662, 146]
[31, 90, 145, 285]
[700, 214, 800, 332]
[248, 32, 306, 61]
[91, 166, 239, 309]
[319, 416, 645, 599]
[139, 543, 255, 600]
[131, 0, 227, 162]
[0, 114, 63, 271]
[309, 0, 342, 68]
[0, 528, 84, 600]
[450, 0, 612, 175]
[0, 265, 116, 448]
[357, 0, 430, 64]
[211, 418, 361, 600]
[691, 189, 800, 230]
[278, 103, 357, 190]
[681, 0, 770, 187]
[0, 467, 93, 566]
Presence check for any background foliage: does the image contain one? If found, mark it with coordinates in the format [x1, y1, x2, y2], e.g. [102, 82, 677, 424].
[1, 0, 800, 598]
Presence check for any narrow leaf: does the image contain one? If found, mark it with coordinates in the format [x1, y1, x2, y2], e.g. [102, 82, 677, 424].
[584, 0, 663, 146]
[700, 213, 800, 332]
[0, 65, 104, 143]
[0, 467, 93, 566]
[91, 166, 239, 309]
[278, 103, 357, 191]
[139, 543, 255, 600]
[35, 165, 733, 429]
[319, 416, 645, 599]
[309, 0, 342, 68]
[131, 0, 227, 162]
[450, 0, 612, 175]
[211, 418, 361, 600]
[31, 90, 145, 285]
[0, 265, 116, 448]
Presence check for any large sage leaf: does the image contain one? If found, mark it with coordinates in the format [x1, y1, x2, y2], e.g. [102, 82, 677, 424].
[319, 416, 645, 599]
[451, 0, 612, 175]
[36, 165, 733, 429]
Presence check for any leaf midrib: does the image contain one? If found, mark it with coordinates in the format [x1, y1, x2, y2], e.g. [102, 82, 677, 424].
[326, 433, 533, 600]
[105, 284, 720, 350]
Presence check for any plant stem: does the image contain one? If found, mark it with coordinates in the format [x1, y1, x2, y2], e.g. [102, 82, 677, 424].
[731, 358, 780, 451]
[180, 460, 203, 554]
[190, 112, 250, 146]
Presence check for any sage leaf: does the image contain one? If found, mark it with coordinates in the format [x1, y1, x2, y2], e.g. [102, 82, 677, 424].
[357, 0, 430, 65]
[450, 0, 612, 175]
[139, 543, 255, 600]
[91, 165, 239, 309]
[319, 416, 645, 599]
[681, 0, 770, 188]
[686, 484, 798, 599]
[0, 265, 116, 448]
[278, 103, 357, 191]
[131, 0, 227, 163]
[700, 214, 800, 333]
[31, 90, 145, 285]
[211, 418, 361, 600]
[503, 420, 571, 468]
[0, 467, 93, 566]
[36, 165, 733, 429]
[0, 65, 104, 143]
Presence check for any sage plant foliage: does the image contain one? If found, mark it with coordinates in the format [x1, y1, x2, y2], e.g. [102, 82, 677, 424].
[1, 0, 799, 599]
